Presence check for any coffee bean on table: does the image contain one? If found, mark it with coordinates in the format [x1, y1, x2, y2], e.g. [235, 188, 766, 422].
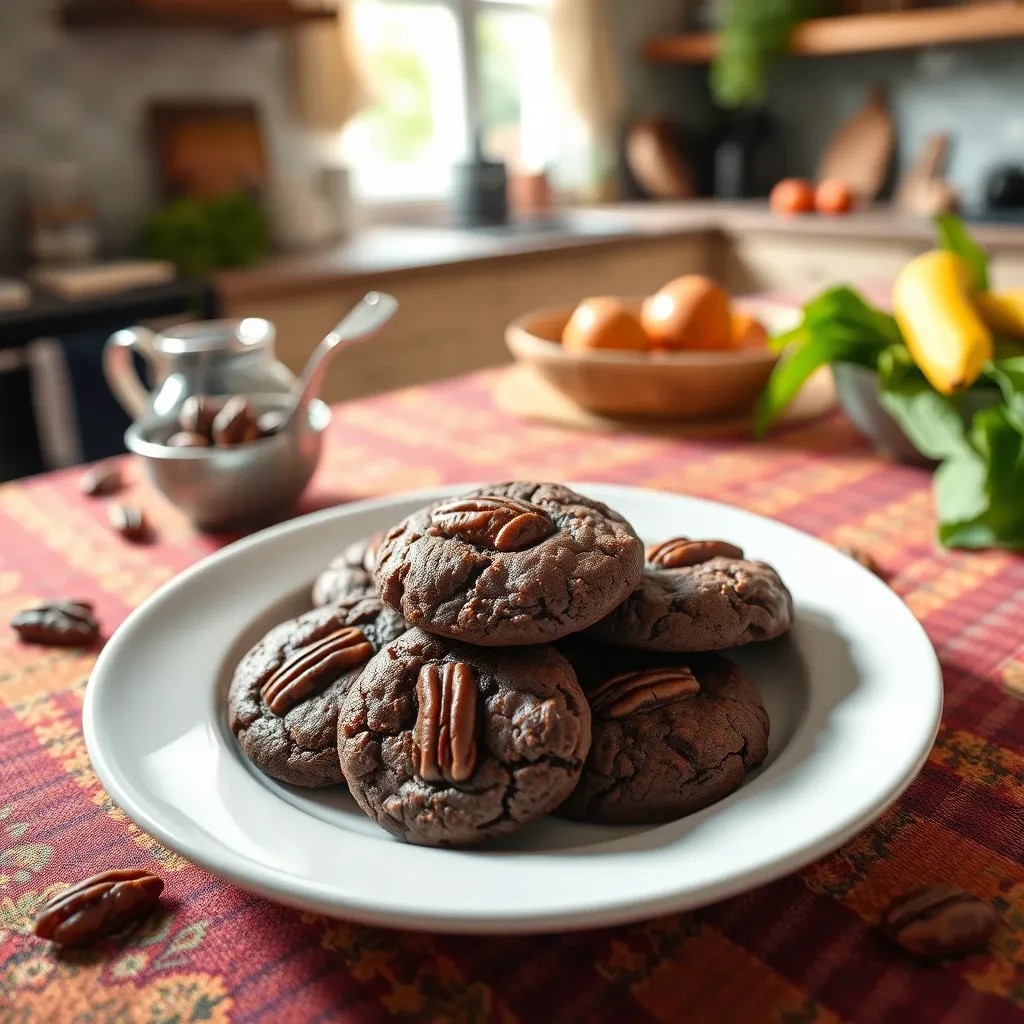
[881, 884, 1001, 958]
[34, 868, 164, 946]
[166, 431, 210, 448]
[109, 504, 148, 542]
[79, 461, 123, 497]
[11, 600, 99, 646]
[212, 396, 260, 447]
[179, 395, 220, 440]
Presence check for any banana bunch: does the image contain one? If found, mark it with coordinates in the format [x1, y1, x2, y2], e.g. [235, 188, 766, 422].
[893, 252, 1024, 394]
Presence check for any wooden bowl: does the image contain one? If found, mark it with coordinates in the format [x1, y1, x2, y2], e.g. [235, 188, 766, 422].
[505, 300, 799, 420]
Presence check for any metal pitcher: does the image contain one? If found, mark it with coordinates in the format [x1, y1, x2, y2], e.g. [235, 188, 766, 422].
[104, 318, 298, 428]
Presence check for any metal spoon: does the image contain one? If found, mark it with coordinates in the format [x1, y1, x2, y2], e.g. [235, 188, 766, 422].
[281, 291, 398, 431]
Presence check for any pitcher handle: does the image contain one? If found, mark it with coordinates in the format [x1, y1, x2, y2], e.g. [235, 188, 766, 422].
[104, 326, 157, 419]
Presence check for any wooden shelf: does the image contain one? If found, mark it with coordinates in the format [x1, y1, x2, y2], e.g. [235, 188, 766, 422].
[645, 3, 1024, 63]
[61, 0, 336, 30]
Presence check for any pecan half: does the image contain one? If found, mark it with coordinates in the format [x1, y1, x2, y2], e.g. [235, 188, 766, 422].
[261, 627, 374, 715]
[79, 461, 122, 497]
[429, 496, 554, 552]
[881, 884, 1001, 958]
[589, 667, 700, 719]
[838, 544, 884, 578]
[11, 600, 99, 647]
[34, 868, 164, 946]
[179, 395, 221, 439]
[212, 396, 261, 447]
[646, 537, 745, 569]
[108, 504, 148, 542]
[414, 662, 479, 784]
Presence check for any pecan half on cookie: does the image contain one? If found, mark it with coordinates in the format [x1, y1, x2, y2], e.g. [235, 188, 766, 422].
[559, 645, 769, 825]
[228, 594, 406, 787]
[375, 482, 644, 646]
[586, 536, 792, 653]
[338, 627, 590, 847]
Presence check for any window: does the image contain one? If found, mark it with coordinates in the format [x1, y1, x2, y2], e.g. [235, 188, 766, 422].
[344, 0, 557, 202]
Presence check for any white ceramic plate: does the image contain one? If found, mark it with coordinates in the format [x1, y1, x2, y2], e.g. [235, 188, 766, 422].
[84, 484, 942, 934]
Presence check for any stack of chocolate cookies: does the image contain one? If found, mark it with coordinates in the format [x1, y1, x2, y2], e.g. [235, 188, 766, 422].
[228, 482, 793, 847]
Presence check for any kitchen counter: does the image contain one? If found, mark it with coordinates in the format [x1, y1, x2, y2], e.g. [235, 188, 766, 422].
[213, 200, 1024, 304]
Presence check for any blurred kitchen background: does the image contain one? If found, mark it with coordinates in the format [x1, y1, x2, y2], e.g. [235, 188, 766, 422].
[3, 0, 1024, 480]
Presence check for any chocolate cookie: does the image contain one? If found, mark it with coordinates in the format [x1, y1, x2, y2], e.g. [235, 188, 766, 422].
[375, 482, 644, 646]
[586, 537, 792, 652]
[337, 627, 591, 846]
[558, 646, 770, 824]
[312, 531, 385, 607]
[228, 594, 407, 787]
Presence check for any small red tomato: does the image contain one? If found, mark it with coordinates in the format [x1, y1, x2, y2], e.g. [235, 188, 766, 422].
[770, 178, 815, 216]
[815, 178, 854, 215]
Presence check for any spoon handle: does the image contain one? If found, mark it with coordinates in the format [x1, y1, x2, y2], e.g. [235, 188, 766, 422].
[288, 292, 398, 429]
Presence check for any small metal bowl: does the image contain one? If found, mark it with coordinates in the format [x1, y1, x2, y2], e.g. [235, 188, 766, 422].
[125, 394, 330, 531]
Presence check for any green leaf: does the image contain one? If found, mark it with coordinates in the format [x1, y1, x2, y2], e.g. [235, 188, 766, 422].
[754, 333, 881, 437]
[877, 345, 971, 461]
[799, 285, 902, 347]
[984, 356, 1024, 433]
[935, 405, 1024, 550]
[756, 285, 897, 435]
[934, 213, 989, 292]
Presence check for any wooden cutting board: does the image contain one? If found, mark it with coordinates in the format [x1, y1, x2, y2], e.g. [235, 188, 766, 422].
[495, 364, 837, 438]
[817, 85, 894, 201]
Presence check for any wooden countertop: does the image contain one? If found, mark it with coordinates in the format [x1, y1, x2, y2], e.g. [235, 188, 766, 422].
[213, 201, 1024, 303]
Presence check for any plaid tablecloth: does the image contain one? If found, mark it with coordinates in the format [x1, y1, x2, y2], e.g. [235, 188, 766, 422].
[2, 368, 1023, 1024]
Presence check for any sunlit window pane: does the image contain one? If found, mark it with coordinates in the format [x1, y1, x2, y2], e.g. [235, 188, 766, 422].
[345, 1, 465, 200]
[477, 6, 555, 172]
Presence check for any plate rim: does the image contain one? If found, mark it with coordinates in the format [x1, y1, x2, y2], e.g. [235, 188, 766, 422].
[83, 483, 943, 933]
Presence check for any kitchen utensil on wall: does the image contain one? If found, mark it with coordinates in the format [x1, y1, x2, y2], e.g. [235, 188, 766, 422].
[149, 101, 267, 199]
[896, 133, 958, 216]
[103, 317, 297, 426]
[625, 118, 696, 200]
[817, 85, 894, 202]
[26, 163, 98, 265]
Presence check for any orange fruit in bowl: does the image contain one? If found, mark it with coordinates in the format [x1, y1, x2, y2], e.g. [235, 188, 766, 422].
[640, 275, 732, 350]
[815, 178, 853, 215]
[731, 310, 769, 348]
[770, 178, 815, 216]
[562, 297, 649, 353]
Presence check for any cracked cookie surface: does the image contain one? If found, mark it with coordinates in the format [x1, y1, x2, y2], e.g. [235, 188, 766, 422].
[586, 555, 792, 652]
[228, 594, 407, 787]
[337, 627, 591, 846]
[375, 482, 644, 646]
[312, 532, 386, 607]
[558, 645, 770, 824]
